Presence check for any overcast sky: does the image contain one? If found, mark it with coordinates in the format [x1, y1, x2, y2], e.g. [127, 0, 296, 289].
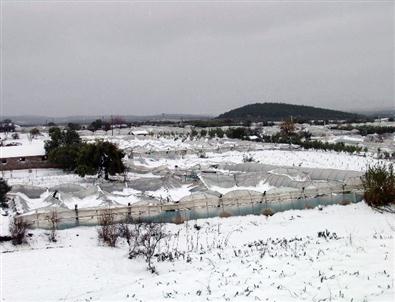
[2, 0, 394, 117]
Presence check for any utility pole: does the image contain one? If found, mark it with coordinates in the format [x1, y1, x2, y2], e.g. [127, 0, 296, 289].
[111, 115, 113, 136]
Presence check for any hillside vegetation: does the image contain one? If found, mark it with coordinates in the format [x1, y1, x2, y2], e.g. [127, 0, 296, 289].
[217, 103, 362, 121]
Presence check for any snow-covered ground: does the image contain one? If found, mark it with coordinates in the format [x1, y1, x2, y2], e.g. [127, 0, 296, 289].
[1, 131, 394, 301]
[1, 202, 393, 301]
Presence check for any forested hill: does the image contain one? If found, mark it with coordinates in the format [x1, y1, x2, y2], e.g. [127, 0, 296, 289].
[217, 103, 362, 121]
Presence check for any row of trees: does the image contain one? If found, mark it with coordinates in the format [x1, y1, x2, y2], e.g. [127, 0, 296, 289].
[190, 128, 225, 139]
[331, 125, 395, 136]
[45, 127, 125, 180]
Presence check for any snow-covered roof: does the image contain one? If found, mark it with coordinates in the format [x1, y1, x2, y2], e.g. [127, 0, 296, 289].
[131, 130, 149, 135]
[0, 141, 45, 158]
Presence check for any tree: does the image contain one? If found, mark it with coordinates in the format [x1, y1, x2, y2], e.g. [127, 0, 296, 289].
[45, 127, 63, 154]
[45, 127, 124, 179]
[0, 179, 11, 208]
[67, 123, 81, 131]
[29, 128, 40, 138]
[88, 119, 103, 133]
[48, 145, 81, 171]
[0, 119, 15, 133]
[280, 118, 295, 136]
[208, 129, 216, 138]
[216, 128, 224, 138]
[76, 141, 125, 180]
[45, 127, 81, 155]
[103, 122, 112, 133]
[190, 129, 198, 138]
[45, 127, 82, 170]
[226, 127, 248, 139]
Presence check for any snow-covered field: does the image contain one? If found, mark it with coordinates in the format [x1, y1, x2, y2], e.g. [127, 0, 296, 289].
[1, 202, 393, 301]
[1, 131, 394, 301]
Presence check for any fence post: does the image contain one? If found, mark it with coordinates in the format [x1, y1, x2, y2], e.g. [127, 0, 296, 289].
[127, 202, 131, 222]
[75, 204, 79, 226]
[35, 209, 39, 228]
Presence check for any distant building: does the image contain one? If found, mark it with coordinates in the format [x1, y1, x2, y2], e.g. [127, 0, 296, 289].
[0, 155, 56, 171]
[0, 139, 56, 171]
[130, 130, 149, 136]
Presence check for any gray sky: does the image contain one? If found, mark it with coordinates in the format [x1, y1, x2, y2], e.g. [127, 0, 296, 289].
[2, 0, 394, 117]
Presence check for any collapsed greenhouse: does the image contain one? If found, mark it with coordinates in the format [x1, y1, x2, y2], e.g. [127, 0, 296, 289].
[8, 162, 364, 229]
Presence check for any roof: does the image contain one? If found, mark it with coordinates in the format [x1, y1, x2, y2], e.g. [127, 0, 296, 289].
[131, 130, 149, 135]
[0, 141, 45, 158]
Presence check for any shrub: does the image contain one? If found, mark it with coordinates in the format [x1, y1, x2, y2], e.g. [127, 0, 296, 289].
[97, 210, 119, 247]
[48, 210, 59, 242]
[9, 216, 30, 245]
[127, 222, 168, 273]
[362, 163, 395, 207]
[262, 208, 274, 217]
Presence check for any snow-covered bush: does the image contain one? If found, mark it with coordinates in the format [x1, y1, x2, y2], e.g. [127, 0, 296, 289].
[9, 216, 30, 245]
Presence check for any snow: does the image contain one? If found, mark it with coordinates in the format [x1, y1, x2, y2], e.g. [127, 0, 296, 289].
[1, 202, 393, 301]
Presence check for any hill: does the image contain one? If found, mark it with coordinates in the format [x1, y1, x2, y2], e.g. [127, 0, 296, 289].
[217, 103, 362, 121]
